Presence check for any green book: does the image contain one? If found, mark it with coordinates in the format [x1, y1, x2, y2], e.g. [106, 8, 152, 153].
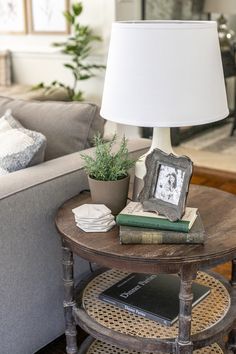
[116, 202, 198, 233]
[119, 214, 205, 244]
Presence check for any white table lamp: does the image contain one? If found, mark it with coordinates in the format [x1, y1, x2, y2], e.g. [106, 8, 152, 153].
[100, 21, 229, 199]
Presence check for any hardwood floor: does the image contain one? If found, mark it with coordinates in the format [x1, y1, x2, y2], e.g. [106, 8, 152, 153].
[36, 166, 236, 354]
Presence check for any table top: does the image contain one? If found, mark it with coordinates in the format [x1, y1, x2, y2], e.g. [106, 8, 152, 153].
[56, 185, 236, 273]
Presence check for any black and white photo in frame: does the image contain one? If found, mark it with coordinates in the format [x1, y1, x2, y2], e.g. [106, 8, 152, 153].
[139, 149, 193, 221]
[154, 164, 185, 206]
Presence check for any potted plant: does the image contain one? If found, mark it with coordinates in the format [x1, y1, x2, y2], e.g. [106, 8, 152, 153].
[81, 134, 136, 215]
[32, 1, 105, 101]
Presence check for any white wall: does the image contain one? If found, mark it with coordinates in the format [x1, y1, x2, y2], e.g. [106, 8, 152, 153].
[0, 0, 142, 105]
[116, 0, 142, 20]
[229, 15, 236, 32]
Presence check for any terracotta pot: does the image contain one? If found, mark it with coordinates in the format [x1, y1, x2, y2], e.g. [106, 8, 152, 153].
[88, 175, 130, 215]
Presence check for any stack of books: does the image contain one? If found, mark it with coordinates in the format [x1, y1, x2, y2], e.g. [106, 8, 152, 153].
[116, 202, 205, 244]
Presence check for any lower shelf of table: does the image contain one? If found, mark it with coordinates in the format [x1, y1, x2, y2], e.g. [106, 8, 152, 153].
[78, 337, 224, 354]
[74, 269, 234, 353]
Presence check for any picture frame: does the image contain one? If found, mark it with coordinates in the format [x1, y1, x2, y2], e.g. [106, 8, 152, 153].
[139, 149, 193, 221]
[28, 0, 70, 35]
[0, 0, 27, 34]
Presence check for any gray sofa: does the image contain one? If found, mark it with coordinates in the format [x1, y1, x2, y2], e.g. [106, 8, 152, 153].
[0, 96, 150, 354]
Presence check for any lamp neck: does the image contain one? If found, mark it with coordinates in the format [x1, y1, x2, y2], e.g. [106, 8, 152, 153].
[148, 127, 174, 155]
[132, 126, 174, 200]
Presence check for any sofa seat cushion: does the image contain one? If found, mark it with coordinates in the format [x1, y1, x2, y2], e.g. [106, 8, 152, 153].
[0, 109, 46, 175]
[0, 96, 105, 161]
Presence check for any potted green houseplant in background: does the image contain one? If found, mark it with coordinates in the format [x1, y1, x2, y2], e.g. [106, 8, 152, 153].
[81, 134, 136, 215]
[32, 1, 105, 101]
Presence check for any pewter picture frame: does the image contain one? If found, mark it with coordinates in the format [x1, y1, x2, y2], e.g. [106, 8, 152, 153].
[139, 148, 193, 221]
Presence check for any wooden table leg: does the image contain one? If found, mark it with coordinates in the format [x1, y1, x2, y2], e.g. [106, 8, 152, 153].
[62, 240, 78, 354]
[176, 265, 197, 354]
[228, 259, 236, 353]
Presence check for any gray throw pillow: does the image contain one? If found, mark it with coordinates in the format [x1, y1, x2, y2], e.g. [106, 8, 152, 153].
[0, 109, 47, 175]
[0, 97, 105, 161]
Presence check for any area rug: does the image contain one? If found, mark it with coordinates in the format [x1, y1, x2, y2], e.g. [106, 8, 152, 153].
[175, 122, 236, 173]
[180, 122, 235, 155]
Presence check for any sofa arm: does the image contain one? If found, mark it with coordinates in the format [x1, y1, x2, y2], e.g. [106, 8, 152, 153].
[0, 138, 150, 200]
[0, 138, 150, 354]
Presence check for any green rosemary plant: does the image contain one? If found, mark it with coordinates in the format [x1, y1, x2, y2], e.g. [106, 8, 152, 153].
[81, 134, 136, 181]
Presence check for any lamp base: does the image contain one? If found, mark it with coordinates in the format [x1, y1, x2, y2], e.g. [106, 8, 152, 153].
[132, 127, 174, 201]
[132, 175, 145, 202]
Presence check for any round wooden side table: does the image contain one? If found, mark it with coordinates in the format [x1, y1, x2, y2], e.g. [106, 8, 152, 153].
[55, 185, 236, 354]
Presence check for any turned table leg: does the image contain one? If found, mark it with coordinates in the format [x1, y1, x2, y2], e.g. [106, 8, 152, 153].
[228, 258, 236, 353]
[176, 265, 197, 354]
[62, 240, 78, 354]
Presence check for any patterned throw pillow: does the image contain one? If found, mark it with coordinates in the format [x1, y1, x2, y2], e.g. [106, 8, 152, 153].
[0, 109, 47, 175]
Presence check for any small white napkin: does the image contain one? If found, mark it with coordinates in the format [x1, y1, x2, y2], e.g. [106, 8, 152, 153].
[76, 220, 116, 232]
[74, 214, 114, 225]
[77, 218, 115, 228]
[72, 203, 115, 232]
[72, 204, 111, 219]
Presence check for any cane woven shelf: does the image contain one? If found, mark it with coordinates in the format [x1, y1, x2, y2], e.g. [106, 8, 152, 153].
[82, 269, 230, 340]
[86, 340, 223, 354]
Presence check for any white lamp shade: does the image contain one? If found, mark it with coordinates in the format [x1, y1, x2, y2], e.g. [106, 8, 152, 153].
[100, 21, 229, 128]
[204, 0, 236, 14]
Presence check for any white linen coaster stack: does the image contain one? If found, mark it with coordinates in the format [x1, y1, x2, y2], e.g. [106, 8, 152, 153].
[72, 204, 116, 232]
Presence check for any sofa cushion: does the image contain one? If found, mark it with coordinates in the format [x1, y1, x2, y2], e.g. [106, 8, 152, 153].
[0, 109, 46, 175]
[0, 96, 105, 161]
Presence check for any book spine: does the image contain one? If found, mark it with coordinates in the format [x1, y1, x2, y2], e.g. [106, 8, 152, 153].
[98, 294, 172, 326]
[116, 214, 189, 232]
[120, 229, 204, 244]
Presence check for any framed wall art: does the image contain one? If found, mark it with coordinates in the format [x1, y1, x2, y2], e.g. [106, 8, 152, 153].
[139, 149, 193, 221]
[28, 0, 70, 34]
[0, 0, 27, 34]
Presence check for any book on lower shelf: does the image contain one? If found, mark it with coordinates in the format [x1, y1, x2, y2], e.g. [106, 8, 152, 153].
[119, 213, 205, 244]
[116, 202, 198, 233]
[99, 273, 211, 327]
